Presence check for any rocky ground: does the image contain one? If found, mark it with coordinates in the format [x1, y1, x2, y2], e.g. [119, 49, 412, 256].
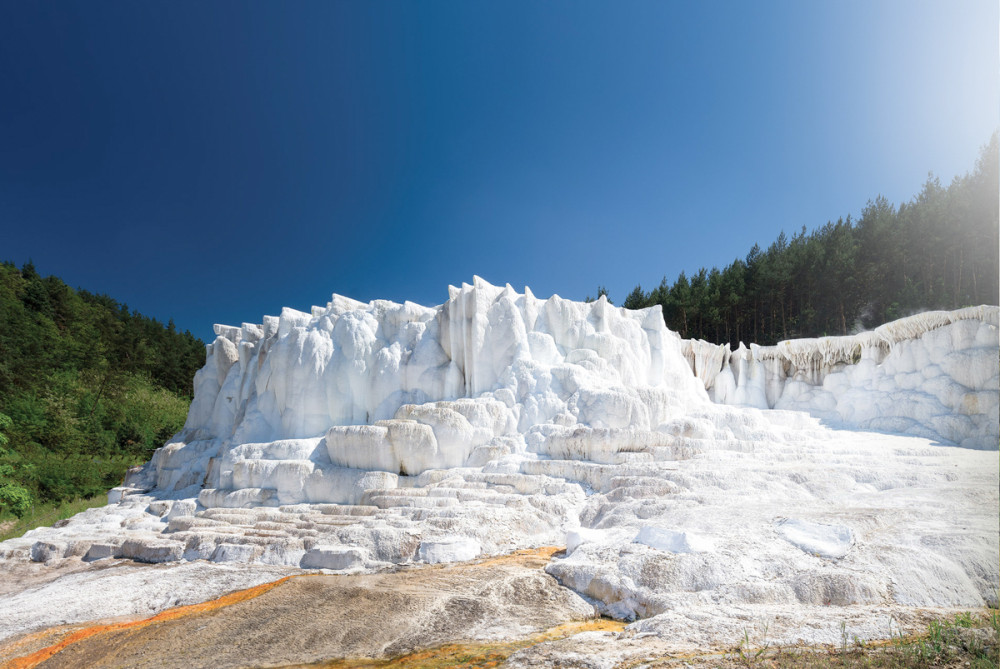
[1, 546, 995, 669]
[1, 425, 997, 668]
[0, 548, 598, 668]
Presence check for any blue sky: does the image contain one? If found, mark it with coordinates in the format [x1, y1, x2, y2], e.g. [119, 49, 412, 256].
[1, 1, 997, 341]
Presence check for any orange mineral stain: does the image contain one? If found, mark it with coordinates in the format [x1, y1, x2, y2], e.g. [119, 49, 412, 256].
[470, 545, 561, 567]
[1, 546, 601, 669]
[314, 617, 626, 669]
[1, 575, 297, 669]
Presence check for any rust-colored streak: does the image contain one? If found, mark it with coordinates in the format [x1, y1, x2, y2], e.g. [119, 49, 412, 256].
[313, 618, 627, 669]
[0, 627, 85, 665]
[0, 546, 587, 669]
[471, 546, 561, 567]
[1, 575, 297, 669]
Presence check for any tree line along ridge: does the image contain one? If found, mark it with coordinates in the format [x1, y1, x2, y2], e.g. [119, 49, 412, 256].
[597, 134, 999, 349]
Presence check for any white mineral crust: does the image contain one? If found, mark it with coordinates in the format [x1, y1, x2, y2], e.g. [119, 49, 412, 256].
[0, 278, 996, 653]
[683, 306, 999, 449]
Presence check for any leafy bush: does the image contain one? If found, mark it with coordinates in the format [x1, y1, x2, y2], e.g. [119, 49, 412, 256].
[0, 480, 32, 518]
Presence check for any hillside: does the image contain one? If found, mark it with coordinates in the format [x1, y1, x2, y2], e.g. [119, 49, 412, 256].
[611, 134, 999, 347]
[0, 262, 204, 517]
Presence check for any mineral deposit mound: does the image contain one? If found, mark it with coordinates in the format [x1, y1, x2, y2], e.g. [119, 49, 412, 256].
[2, 278, 997, 665]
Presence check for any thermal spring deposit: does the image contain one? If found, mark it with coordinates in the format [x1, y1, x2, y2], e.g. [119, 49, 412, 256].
[1, 277, 997, 661]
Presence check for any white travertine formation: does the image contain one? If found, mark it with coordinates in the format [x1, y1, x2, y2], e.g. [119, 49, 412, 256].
[185, 278, 699, 443]
[0, 280, 996, 655]
[127, 277, 706, 514]
[683, 307, 999, 449]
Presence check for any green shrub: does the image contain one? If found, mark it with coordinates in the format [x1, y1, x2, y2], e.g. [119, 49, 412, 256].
[0, 480, 32, 518]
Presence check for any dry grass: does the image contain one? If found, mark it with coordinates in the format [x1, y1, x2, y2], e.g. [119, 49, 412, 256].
[0, 494, 107, 543]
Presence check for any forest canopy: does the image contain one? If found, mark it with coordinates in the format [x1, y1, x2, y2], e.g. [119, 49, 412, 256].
[0, 263, 205, 516]
[605, 134, 999, 348]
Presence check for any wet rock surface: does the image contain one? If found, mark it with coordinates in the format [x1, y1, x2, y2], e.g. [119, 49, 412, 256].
[3, 548, 594, 669]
